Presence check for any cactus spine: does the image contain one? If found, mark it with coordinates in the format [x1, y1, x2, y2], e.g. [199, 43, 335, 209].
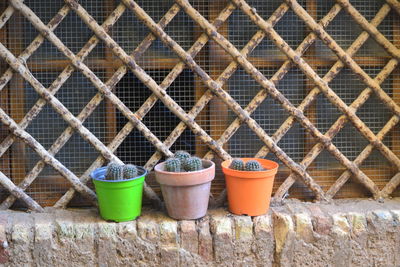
[165, 151, 206, 172]
[123, 164, 138, 179]
[165, 158, 182, 172]
[106, 162, 123, 180]
[174, 150, 191, 161]
[245, 160, 263, 171]
[105, 162, 140, 180]
[229, 158, 244, 171]
[183, 157, 203, 172]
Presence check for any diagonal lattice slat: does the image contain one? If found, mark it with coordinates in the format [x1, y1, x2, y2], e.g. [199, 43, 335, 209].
[212, 2, 396, 204]
[173, 0, 384, 197]
[0, 0, 399, 210]
[0, 2, 182, 210]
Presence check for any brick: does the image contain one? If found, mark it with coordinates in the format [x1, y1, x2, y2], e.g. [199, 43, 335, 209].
[233, 215, 253, 255]
[308, 206, 332, 235]
[117, 221, 138, 239]
[234, 216, 253, 242]
[33, 213, 57, 266]
[371, 210, 393, 224]
[294, 213, 314, 243]
[198, 217, 213, 262]
[180, 220, 198, 254]
[210, 210, 233, 263]
[137, 214, 159, 242]
[331, 214, 350, 237]
[253, 214, 274, 266]
[233, 215, 255, 266]
[390, 210, 400, 225]
[158, 216, 178, 265]
[0, 213, 9, 265]
[9, 213, 34, 266]
[273, 212, 293, 254]
[347, 212, 367, 236]
[97, 221, 118, 267]
[159, 217, 178, 246]
[73, 214, 96, 266]
[137, 214, 161, 264]
[160, 247, 179, 267]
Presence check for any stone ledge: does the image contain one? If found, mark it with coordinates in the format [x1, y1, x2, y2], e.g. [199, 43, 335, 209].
[2, 198, 400, 266]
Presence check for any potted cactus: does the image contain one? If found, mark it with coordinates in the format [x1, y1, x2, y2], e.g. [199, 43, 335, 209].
[154, 151, 215, 220]
[90, 162, 147, 222]
[221, 158, 279, 216]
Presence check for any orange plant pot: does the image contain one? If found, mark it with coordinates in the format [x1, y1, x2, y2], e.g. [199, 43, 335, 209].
[221, 158, 279, 216]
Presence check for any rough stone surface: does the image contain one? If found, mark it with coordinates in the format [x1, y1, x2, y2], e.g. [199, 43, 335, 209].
[253, 214, 273, 267]
[1, 199, 400, 266]
[209, 209, 233, 266]
[233, 215, 255, 266]
[197, 216, 213, 262]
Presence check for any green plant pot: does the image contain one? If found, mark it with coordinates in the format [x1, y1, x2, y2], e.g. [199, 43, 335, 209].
[91, 166, 146, 222]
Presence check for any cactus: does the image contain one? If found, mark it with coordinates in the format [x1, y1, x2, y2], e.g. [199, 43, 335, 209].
[106, 162, 123, 180]
[245, 160, 263, 171]
[183, 156, 203, 172]
[165, 158, 182, 172]
[174, 150, 190, 162]
[123, 164, 138, 179]
[229, 158, 244, 171]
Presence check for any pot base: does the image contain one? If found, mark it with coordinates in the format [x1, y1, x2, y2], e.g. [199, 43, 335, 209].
[161, 182, 211, 220]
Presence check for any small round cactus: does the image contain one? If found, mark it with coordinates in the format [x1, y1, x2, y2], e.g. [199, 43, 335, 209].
[123, 164, 138, 179]
[106, 162, 123, 180]
[245, 160, 263, 171]
[165, 158, 182, 172]
[183, 156, 203, 172]
[229, 158, 244, 171]
[174, 150, 191, 161]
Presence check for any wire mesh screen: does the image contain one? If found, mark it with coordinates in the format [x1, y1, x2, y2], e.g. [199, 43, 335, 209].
[0, 0, 399, 210]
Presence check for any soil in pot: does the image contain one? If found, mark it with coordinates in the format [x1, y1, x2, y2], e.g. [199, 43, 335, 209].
[155, 160, 215, 220]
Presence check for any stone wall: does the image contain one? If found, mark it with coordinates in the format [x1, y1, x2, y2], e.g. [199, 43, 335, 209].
[1, 199, 400, 266]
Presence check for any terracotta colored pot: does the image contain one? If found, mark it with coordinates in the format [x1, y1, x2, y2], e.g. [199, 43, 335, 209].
[155, 160, 215, 220]
[221, 158, 278, 216]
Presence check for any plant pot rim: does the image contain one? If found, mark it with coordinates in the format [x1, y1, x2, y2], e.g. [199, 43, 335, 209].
[91, 166, 147, 183]
[221, 158, 278, 178]
[155, 159, 215, 186]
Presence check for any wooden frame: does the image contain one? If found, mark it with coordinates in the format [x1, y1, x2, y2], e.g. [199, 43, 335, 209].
[0, 0, 398, 211]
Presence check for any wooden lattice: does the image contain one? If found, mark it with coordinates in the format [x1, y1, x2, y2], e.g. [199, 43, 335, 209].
[0, 0, 399, 211]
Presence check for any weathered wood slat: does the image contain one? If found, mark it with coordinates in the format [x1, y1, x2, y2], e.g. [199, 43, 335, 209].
[273, 4, 396, 200]
[386, 0, 400, 16]
[0, 107, 97, 205]
[124, 0, 330, 200]
[0, 5, 70, 93]
[336, 0, 400, 61]
[204, 2, 339, 160]
[205, 3, 342, 205]
[175, 0, 385, 198]
[0, 0, 399, 208]
[0, 171, 44, 212]
[285, 0, 400, 117]
[145, 3, 288, 172]
[327, 115, 399, 199]
[0, 3, 127, 209]
[225, 0, 398, 197]
[0, 5, 14, 30]
[54, 4, 183, 208]
[63, 0, 231, 159]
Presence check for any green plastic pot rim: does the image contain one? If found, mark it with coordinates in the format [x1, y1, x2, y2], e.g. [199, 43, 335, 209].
[91, 166, 147, 183]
